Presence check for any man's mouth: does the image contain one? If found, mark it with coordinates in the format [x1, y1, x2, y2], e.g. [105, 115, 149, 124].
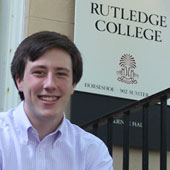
[38, 96, 59, 102]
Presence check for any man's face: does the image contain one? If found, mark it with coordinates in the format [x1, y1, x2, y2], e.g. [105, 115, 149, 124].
[16, 48, 75, 124]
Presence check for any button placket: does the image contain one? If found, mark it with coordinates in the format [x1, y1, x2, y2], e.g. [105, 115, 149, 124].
[35, 144, 46, 170]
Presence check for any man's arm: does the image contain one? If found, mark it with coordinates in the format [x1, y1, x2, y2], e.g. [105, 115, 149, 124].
[0, 150, 2, 170]
[86, 141, 113, 170]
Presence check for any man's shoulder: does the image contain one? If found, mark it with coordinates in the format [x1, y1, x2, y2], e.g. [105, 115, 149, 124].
[65, 119, 113, 169]
[0, 111, 8, 116]
[0, 109, 14, 129]
[0, 111, 9, 124]
[0, 111, 12, 145]
[65, 119, 103, 145]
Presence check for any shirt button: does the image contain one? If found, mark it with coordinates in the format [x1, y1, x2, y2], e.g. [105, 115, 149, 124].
[39, 147, 43, 152]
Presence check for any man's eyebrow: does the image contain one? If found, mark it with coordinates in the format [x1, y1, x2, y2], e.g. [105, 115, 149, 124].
[55, 67, 70, 73]
[30, 65, 70, 72]
[30, 65, 46, 70]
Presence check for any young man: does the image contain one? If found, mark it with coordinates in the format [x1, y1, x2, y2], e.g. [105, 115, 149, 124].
[0, 31, 113, 170]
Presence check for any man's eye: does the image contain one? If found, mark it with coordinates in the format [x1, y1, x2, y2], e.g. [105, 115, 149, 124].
[57, 72, 67, 77]
[33, 71, 45, 76]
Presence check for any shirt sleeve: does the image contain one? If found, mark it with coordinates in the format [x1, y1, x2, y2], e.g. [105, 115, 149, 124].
[85, 140, 114, 170]
[0, 150, 2, 170]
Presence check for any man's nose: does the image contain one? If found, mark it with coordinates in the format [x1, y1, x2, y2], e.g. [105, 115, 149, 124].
[44, 73, 56, 90]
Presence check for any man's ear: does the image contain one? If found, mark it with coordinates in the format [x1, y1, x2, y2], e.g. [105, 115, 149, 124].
[15, 77, 23, 92]
[71, 83, 77, 94]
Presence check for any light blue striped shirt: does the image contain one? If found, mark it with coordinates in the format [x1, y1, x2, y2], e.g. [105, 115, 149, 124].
[0, 102, 113, 170]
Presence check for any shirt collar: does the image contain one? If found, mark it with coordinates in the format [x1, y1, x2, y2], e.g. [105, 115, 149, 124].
[12, 101, 67, 144]
[57, 114, 66, 133]
[12, 101, 32, 144]
[52, 114, 66, 146]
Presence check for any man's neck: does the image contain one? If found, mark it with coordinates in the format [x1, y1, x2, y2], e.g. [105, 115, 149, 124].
[36, 117, 63, 141]
[25, 112, 64, 141]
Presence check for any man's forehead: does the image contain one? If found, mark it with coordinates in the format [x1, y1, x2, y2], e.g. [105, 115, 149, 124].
[28, 47, 71, 61]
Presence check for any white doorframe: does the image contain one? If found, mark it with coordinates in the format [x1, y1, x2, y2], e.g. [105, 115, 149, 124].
[0, 0, 26, 111]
